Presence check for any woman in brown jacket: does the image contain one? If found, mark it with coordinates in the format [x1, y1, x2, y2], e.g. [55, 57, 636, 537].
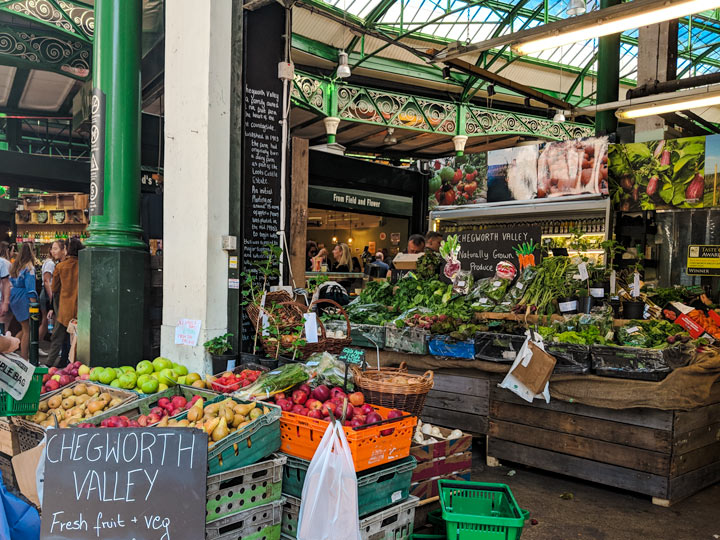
[47, 237, 83, 367]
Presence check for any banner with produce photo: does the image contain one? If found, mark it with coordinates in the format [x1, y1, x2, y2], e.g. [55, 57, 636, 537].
[536, 136, 609, 198]
[487, 145, 538, 202]
[428, 152, 487, 208]
[706, 134, 720, 207]
[608, 136, 707, 211]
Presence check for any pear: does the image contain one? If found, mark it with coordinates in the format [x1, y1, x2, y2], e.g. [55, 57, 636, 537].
[249, 408, 262, 421]
[157, 416, 169, 427]
[204, 417, 220, 435]
[38, 401, 48, 413]
[232, 414, 245, 428]
[233, 402, 256, 416]
[61, 388, 73, 399]
[86, 400, 105, 415]
[73, 384, 88, 396]
[205, 403, 220, 417]
[212, 417, 229, 442]
[61, 396, 76, 410]
[86, 385, 100, 396]
[47, 395, 62, 410]
[176, 419, 190, 427]
[109, 398, 122, 408]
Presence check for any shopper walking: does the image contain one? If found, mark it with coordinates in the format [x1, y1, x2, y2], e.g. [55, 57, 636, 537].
[48, 237, 82, 367]
[9, 243, 38, 359]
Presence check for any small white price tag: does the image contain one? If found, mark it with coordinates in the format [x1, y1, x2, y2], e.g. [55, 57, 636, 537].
[260, 292, 267, 308]
[578, 263, 589, 281]
[262, 313, 270, 336]
[559, 300, 577, 312]
[605, 331, 614, 341]
[391, 490, 402, 503]
[626, 326, 640, 333]
[515, 282, 524, 290]
[633, 272, 641, 297]
[610, 270, 616, 295]
[590, 288, 604, 298]
[304, 313, 319, 344]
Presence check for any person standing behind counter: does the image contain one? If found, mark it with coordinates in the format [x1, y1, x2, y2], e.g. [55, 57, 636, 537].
[387, 234, 426, 282]
[425, 231, 443, 252]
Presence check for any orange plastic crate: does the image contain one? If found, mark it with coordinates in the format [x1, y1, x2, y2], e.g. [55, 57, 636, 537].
[279, 404, 417, 472]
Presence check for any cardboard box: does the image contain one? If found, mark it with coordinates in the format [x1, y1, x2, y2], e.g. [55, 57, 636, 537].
[0, 420, 19, 456]
[410, 426, 472, 501]
[392, 253, 422, 270]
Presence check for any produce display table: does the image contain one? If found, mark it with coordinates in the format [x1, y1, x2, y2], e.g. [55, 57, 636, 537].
[372, 349, 720, 506]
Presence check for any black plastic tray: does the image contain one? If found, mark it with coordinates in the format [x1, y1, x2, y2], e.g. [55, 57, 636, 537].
[545, 342, 591, 374]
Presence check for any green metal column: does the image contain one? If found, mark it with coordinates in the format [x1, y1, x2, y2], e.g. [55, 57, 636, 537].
[595, 0, 620, 135]
[78, 0, 147, 367]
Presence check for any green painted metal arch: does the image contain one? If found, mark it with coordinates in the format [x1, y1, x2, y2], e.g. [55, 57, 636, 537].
[0, 0, 93, 42]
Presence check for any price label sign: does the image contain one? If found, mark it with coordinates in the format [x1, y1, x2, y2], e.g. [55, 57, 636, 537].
[0, 352, 35, 400]
[339, 347, 365, 366]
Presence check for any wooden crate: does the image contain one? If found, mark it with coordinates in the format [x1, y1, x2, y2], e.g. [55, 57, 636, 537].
[0, 420, 19, 456]
[487, 386, 720, 506]
[414, 370, 490, 434]
[410, 423, 473, 501]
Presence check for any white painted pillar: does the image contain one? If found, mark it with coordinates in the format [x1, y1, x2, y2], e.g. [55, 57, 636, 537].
[161, 0, 232, 374]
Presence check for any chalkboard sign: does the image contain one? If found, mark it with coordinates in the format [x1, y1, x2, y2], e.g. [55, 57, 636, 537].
[455, 226, 542, 279]
[41, 428, 207, 540]
[339, 347, 365, 366]
[240, 4, 286, 351]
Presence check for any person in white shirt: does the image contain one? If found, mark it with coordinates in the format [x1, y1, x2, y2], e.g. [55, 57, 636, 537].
[39, 240, 66, 342]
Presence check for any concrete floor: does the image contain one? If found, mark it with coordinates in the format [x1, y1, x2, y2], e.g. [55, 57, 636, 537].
[474, 464, 719, 540]
[416, 442, 719, 540]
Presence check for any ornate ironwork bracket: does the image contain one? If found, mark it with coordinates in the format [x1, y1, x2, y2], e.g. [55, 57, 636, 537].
[292, 70, 594, 143]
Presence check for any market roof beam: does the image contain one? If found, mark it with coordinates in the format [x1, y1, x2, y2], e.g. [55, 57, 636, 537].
[681, 110, 720, 134]
[439, 55, 574, 110]
[659, 112, 711, 136]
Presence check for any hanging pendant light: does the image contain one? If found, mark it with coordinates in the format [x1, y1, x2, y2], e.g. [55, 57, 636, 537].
[337, 50, 351, 78]
[383, 128, 397, 145]
[566, 0, 586, 17]
[553, 110, 566, 123]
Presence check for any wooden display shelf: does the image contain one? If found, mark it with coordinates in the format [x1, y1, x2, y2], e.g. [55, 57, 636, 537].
[21, 193, 88, 211]
[16, 210, 88, 226]
[487, 385, 720, 506]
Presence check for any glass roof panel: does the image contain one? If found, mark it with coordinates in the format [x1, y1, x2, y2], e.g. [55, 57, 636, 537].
[320, 0, 720, 90]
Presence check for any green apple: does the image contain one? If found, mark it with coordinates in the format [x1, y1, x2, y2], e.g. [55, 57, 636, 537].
[177, 376, 187, 386]
[118, 372, 137, 389]
[89, 367, 101, 382]
[158, 383, 168, 392]
[152, 357, 173, 372]
[98, 368, 115, 385]
[140, 378, 159, 394]
[113, 368, 124, 381]
[51, 374, 61, 382]
[172, 363, 189, 376]
[119, 366, 135, 374]
[150, 373, 159, 380]
[185, 373, 201, 385]
[157, 369, 177, 387]
[136, 360, 153, 376]
[136, 374, 151, 388]
[110, 379, 122, 388]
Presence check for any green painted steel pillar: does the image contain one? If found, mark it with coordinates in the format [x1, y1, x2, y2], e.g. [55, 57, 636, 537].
[78, 0, 146, 367]
[596, 0, 620, 135]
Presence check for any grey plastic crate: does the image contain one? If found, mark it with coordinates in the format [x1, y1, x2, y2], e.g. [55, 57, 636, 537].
[205, 498, 284, 540]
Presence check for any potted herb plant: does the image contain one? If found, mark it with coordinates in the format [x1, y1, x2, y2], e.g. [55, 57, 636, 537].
[601, 239, 626, 317]
[203, 333, 237, 374]
[576, 287, 594, 314]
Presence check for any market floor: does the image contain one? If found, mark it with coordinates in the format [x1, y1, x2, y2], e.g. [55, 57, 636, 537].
[453, 443, 720, 540]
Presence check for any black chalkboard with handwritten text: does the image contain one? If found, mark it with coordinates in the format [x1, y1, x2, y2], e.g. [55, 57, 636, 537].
[240, 4, 286, 351]
[455, 226, 542, 279]
[40, 428, 207, 540]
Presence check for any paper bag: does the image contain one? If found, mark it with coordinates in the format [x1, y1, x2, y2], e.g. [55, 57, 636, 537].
[510, 342, 556, 395]
[11, 443, 44, 507]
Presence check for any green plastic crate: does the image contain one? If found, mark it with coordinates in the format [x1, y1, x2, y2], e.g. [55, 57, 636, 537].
[206, 498, 283, 540]
[282, 454, 416, 516]
[174, 394, 281, 474]
[438, 480, 529, 540]
[85, 384, 221, 426]
[206, 453, 286, 523]
[351, 323, 386, 349]
[0, 366, 47, 417]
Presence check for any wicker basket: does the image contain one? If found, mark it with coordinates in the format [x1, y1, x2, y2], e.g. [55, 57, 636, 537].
[245, 290, 297, 331]
[256, 299, 352, 360]
[352, 362, 433, 416]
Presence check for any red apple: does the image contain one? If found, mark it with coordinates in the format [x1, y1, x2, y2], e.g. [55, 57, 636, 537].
[300, 407, 309, 416]
[171, 408, 183, 416]
[190, 395, 201, 403]
[354, 414, 366, 424]
[79, 373, 90, 380]
[343, 421, 352, 426]
[366, 412, 383, 424]
[274, 392, 286, 401]
[48, 367, 58, 376]
[291, 404, 305, 414]
[311, 385, 330, 402]
[343, 403, 354, 420]
[277, 399, 294, 412]
[298, 384, 311, 395]
[307, 410, 323, 419]
[360, 404, 374, 416]
[42, 374, 50, 384]
[45, 379, 60, 392]
[387, 409, 403, 419]
[348, 392, 365, 407]
[59, 374, 72, 386]
[305, 398, 322, 411]
[150, 406, 164, 417]
[350, 418, 364, 428]
[171, 396, 187, 410]
[137, 415, 148, 427]
[128, 420, 141, 428]
[157, 397, 171, 409]
[147, 413, 161, 424]
[292, 390, 308, 405]
[321, 401, 337, 418]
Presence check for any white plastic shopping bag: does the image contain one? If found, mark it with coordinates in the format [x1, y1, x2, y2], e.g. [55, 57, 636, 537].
[297, 419, 361, 540]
